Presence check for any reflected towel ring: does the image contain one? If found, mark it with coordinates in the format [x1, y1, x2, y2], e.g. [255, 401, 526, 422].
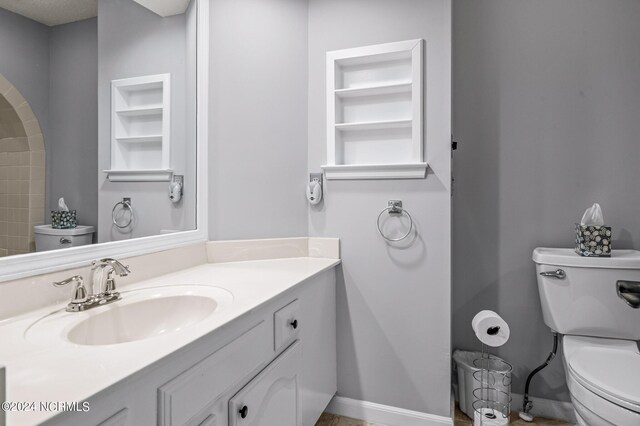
[112, 199, 133, 229]
[376, 200, 413, 242]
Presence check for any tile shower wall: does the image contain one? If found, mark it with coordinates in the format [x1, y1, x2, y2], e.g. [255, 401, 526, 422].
[0, 152, 29, 256]
[0, 155, 45, 257]
[0, 95, 45, 256]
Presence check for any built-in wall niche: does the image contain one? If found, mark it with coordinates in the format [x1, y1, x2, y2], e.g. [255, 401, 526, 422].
[105, 74, 172, 182]
[322, 39, 426, 180]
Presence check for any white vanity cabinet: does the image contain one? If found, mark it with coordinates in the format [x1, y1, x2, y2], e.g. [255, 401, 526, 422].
[44, 269, 336, 426]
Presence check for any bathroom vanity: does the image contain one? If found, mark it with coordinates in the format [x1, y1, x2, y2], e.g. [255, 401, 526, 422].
[0, 240, 339, 426]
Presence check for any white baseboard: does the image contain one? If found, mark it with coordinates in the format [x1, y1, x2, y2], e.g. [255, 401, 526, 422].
[325, 396, 453, 426]
[511, 393, 576, 424]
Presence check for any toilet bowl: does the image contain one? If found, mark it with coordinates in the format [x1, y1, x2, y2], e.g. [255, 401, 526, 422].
[563, 336, 640, 426]
[533, 248, 640, 426]
[34, 225, 95, 252]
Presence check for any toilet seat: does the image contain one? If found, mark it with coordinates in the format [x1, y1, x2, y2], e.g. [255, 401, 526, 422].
[563, 336, 640, 413]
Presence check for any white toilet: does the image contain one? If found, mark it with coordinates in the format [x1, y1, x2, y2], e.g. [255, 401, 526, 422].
[533, 248, 640, 426]
[34, 225, 95, 252]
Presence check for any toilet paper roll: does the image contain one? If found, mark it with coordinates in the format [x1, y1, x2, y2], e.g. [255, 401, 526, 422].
[474, 408, 509, 426]
[472, 310, 510, 347]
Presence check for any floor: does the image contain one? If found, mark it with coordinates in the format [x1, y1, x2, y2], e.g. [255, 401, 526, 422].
[315, 407, 572, 426]
[315, 413, 381, 426]
[454, 406, 571, 426]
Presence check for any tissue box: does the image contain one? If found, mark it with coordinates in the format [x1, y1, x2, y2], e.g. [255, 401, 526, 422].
[51, 210, 77, 229]
[575, 224, 611, 257]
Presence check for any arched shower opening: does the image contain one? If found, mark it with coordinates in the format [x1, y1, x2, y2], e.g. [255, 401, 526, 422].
[0, 73, 45, 256]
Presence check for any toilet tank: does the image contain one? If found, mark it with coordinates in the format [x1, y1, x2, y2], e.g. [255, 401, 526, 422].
[533, 248, 640, 340]
[34, 225, 95, 252]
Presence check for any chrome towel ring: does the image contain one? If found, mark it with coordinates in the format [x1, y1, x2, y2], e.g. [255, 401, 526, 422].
[376, 200, 413, 242]
[112, 198, 133, 229]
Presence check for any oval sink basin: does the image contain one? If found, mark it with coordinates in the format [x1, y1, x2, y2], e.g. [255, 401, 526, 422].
[67, 295, 217, 346]
[26, 285, 233, 346]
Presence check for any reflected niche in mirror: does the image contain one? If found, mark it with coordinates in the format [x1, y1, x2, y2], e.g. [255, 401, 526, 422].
[0, 0, 197, 259]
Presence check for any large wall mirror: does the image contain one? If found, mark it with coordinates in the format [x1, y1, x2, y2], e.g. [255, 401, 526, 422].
[0, 0, 208, 280]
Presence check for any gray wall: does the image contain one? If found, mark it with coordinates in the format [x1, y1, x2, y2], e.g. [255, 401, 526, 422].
[0, 8, 98, 230]
[308, 0, 452, 417]
[98, 0, 196, 242]
[49, 18, 98, 229]
[208, 0, 309, 240]
[208, 0, 453, 416]
[0, 9, 49, 119]
[0, 7, 50, 206]
[453, 0, 640, 402]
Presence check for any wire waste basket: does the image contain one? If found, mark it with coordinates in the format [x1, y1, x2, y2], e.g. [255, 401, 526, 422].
[471, 345, 512, 425]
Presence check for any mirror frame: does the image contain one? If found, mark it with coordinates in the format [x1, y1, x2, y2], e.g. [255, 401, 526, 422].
[0, 0, 210, 282]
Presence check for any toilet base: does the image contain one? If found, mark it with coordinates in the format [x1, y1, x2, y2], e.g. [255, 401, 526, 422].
[571, 394, 614, 426]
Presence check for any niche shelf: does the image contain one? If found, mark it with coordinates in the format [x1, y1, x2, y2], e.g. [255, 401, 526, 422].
[105, 74, 172, 182]
[322, 39, 426, 180]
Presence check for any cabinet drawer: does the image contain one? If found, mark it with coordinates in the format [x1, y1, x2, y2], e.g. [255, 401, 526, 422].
[229, 341, 302, 426]
[274, 299, 300, 351]
[158, 321, 270, 426]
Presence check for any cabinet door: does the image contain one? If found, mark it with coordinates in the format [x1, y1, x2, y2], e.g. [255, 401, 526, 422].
[229, 341, 302, 426]
[158, 322, 270, 426]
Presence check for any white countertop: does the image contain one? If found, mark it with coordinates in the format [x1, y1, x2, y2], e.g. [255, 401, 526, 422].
[0, 257, 340, 425]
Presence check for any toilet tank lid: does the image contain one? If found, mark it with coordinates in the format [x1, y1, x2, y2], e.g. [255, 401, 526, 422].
[533, 247, 640, 269]
[34, 225, 95, 236]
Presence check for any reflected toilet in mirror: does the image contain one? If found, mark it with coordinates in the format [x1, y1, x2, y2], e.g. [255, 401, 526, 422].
[33, 225, 95, 252]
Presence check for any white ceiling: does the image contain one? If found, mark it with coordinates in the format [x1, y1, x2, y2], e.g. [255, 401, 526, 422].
[0, 0, 98, 27]
[0, 0, 190, 27]
[132, 0, 191, 18]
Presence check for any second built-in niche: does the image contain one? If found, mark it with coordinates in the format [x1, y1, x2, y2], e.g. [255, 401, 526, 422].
[105, 73, 172, 182]
[322, 39, 426, 180]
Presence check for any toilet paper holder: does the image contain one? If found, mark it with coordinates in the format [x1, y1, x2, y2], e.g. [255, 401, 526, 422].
[471, 310, 512, 425]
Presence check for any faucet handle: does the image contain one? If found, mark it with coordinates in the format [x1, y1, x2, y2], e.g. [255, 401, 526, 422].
[91, 258, 130, 276]
[103, 270, 117, 296]
[53, 275, 88, 304]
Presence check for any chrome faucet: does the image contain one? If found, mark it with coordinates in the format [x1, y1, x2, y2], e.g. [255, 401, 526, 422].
[91, 258, 130, 302]
[93, 258, 130, 277]
[53, 258, 130, 312]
